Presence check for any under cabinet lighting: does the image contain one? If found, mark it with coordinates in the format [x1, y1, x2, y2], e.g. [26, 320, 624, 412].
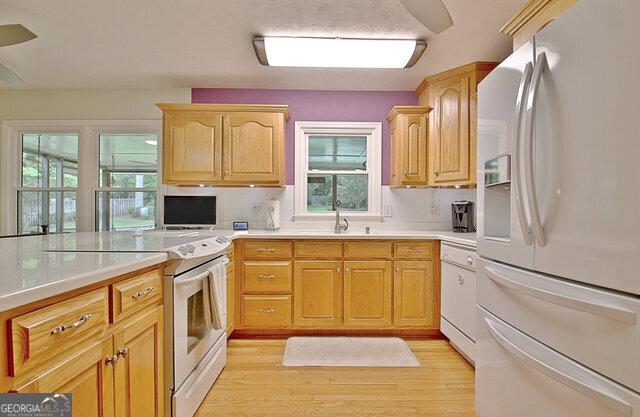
[253, 36, 427, 68]
[145, 140, 157, 146]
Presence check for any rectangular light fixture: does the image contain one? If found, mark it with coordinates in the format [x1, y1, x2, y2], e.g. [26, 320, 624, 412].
[253, 36, 427, 69]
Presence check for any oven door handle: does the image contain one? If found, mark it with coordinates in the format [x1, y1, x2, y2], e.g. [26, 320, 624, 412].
[174, 271, 209, 287]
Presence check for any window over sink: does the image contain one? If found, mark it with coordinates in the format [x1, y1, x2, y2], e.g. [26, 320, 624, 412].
[294, 121, 381, 219]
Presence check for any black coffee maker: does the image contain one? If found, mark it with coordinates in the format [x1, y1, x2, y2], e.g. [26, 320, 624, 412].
[451, 200, 475, 233]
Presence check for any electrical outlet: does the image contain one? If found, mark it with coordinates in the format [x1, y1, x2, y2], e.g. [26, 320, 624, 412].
[429, 204, 440, 217]
[252, 203, 262, 216]
[383, 204, 393, 217]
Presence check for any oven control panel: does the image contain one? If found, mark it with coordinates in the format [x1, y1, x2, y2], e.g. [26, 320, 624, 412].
[169, 236, 231, 259]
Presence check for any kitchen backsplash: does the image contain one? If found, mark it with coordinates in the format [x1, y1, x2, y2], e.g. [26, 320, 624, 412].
[161, 185, 476, 231]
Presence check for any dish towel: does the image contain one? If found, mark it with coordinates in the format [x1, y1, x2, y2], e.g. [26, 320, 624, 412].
[205, 263, 225, 330]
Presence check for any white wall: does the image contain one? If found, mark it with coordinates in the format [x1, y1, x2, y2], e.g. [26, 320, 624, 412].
[0, 88, 191, 225]
[162, 184, 476, 232]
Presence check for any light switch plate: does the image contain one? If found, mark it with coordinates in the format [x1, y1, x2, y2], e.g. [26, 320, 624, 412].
[383, 204, 393, 217]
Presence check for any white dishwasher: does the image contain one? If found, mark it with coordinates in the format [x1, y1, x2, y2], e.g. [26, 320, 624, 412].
[440, 242, 476, 364]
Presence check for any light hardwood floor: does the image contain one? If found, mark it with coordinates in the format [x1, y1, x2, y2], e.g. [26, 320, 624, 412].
[195, 339, 475, 417]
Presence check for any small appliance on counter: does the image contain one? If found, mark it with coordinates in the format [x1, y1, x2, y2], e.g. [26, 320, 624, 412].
[451, 200, 475, 233]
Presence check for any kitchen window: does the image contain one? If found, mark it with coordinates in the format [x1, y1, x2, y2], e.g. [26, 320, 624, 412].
[1, 121, 161, 235]
[294, 121, 381, 219]
[18, 133, 79, 234]
[96, 133, 158, 231]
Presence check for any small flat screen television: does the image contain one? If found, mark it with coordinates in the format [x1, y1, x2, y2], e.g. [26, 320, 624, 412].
[163, 196, 216, 227]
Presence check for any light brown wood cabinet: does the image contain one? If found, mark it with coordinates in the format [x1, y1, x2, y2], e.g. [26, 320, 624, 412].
[343, 261, 392, 327]
[235, 239, 439, 335]
[415, 62, 498, 188]
[157, 103, 289, 187]
[293, 261, 342, 327]
[387, 106, 431, 187]
[501, 0, 576, 50]
[393, 260, 438, 328]
[2, 266, 165, 417]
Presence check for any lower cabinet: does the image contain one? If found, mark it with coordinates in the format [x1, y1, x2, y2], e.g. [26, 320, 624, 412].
[393, 260, 438, 328]
[293, 261, 342, 327]
[343, 261, 392, 327]
[16, 337, 114, 417]
[113, 306, 164, 417]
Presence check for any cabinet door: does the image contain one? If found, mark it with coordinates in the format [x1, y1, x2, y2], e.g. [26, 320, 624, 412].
[400, 113, 428, 185]
[222, 112, 284, 185]
[15, 338, 114, 417]
[293, 261, 342, 327]
[430, 75, 471, 184]
[163, 111, 222, 184]
[343, 261, 392, 327]
[113, 306, 164, 417]
[226, 268, 234, 335]
[389, 116, 400, 187]
[393, 260, 438, 328]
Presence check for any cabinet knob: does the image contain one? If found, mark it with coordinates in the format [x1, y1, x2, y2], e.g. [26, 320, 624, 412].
[345, 268, 350, 273]
[224, 170, 229, 175]
[116, 347, 129, 359]
[466, 255, 473, 265]
[215, 170, 220, 175]
[433, 170, 440, 176]
[395, 268, 400, 272]
[403, 170, 408, 175]
[105, 356, 118, 366]
[336, 268, 341, 274]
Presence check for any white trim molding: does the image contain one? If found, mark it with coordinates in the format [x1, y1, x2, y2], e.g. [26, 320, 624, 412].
[1, 120, 161, 235]
[294, 121, 382, 221]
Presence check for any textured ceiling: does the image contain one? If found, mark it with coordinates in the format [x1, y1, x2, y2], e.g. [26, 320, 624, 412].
[0, 0, 523, 90]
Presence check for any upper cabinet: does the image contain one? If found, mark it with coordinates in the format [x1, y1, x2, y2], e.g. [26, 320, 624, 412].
[157, 103, 289, 187]
[387, 106, 431, 187]
[500, 0, 577, 50]
[416, 61, 498, 188]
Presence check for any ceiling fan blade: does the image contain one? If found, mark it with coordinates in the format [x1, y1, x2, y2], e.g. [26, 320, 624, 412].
[0, 61, 23, 85]
[399, 0, 454, 34]
[0, 24, 37, 47]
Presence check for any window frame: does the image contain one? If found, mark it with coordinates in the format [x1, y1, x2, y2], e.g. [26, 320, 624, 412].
[294, 121, 382, 220]
[1, 120, 161, 235]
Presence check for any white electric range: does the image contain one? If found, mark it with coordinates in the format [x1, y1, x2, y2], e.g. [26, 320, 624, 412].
[45, 230, 233, 417]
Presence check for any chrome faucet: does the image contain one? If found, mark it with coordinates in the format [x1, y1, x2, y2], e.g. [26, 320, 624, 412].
[334, 200, 349, 234]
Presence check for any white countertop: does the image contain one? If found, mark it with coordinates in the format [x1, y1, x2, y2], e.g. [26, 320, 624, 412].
[0, 235, 167, 313]
[0, 229, 475, 313]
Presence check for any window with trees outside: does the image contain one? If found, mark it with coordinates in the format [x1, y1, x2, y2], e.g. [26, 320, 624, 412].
[97, 133, 158, 231]
[294, 121, 381, 218]
[19, 133, 79, 234]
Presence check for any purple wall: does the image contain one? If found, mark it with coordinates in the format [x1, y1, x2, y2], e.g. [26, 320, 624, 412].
[192, 88, 417, 185]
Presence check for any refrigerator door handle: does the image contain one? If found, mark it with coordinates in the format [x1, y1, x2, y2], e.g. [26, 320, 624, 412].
[485, 265, 637, 324]
[524, 52, 547, 247]
[483, 315, 633, 417]
[513, 61, 534, 246]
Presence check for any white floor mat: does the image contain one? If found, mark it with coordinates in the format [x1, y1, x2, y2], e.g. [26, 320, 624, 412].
[282, 336, 420, 367]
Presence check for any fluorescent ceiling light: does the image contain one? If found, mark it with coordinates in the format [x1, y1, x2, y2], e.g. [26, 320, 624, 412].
[253, 36, 427, 68]
[145, 140, 158, 146]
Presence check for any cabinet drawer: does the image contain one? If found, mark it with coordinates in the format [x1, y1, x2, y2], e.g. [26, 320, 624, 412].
[294, 241, 342, 259]
[111, 268, 163, 322]
[393, 242, 433, 259]
[242, 295, 291, 328]
[243, 261, 292, 293]
[10, 287, 109, 378]
[344, 241, 392, 259]
[243, 241, 292, 259]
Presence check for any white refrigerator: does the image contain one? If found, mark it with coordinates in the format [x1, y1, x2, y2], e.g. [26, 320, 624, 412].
[475, 0, 640, 416]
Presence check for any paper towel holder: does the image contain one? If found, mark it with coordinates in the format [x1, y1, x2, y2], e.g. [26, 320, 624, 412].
[266, 197, 280, 231]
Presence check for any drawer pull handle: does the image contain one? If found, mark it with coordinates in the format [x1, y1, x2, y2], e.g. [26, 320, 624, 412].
[257, 248, 276, 253]
[258, 309, 275, 313]
[258, 274, 276, 280]
[458, 274, 464, 285]
[105, 355, 118, 366]
[116, 347, 129, 359]
[132, 287, 154, 299]
[484, 316, 633, 416]
[485, 266, 636, 324]
[405, 248, 423, 253]
[50, 313, 93, 335]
